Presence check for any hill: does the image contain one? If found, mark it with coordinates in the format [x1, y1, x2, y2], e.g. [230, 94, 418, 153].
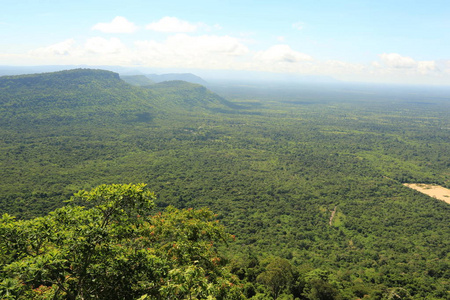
[0, 68, 239, 214]
[145, 80, 241, 111]
[146, 73, 208, 85]
[0, 69, 152, 126]
[0, 69, 235, 127]
[120, 74, 155, 86]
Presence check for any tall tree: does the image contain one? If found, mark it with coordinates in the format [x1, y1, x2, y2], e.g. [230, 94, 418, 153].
[0, 184, 242, 299]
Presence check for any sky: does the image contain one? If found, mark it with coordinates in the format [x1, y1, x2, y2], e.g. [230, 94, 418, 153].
[1, 0, 450, 85]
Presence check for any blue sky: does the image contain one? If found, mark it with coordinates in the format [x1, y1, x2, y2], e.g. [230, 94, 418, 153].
[1, 0, 449, 85]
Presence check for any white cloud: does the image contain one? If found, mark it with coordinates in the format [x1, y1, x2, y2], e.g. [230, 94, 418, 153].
[417, 61, 437, 74]
[18, 33, 250, 69]
[324, 60, 365, 72]
[379, 53, 417, 68]
[84, 37, 127, 55]
[255, 45, 312, 63]
[6, 33, 449, 85]
[354, 53, 450, 84]
[371, 61, 382, 68]
[177, 34, 248, 56]
[146, 17, 199, 33]
[31, 39, 78, 56]
[92, 16, 138, 33]
[376, 53, 442, 76]
[292, 22, 304, 31]
[30, 37, 128, 58]
[436, 60, 450, 74]
[135, 34, 249, 59]
[134, 34, 249, 69]
[26, 37, 135, 65]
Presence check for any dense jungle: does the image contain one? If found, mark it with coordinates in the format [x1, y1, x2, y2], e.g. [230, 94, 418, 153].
[0, 69, 449, 299]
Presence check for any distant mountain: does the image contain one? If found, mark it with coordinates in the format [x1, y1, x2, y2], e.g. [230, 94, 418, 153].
[0, 65, 147, 77]
[120, 75, 154, 86]
[0, 69, 236, 127]
[145, 80, 241, 111]
[145, 73, 208, 85]
[0, 68, 120, 89]
[0, 69, 154, 127]
[0, 65, 339, 86]
[0, 66, 207, 84]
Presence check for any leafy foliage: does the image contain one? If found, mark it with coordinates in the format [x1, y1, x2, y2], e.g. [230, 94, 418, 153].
[256, 258, 293, 299]
[0, 184, 241, 299]
[1, 69, 449, 299]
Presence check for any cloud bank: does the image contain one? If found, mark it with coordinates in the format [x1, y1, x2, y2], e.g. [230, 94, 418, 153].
[255, 45, 312, 63]
[2, 16, 449, 85]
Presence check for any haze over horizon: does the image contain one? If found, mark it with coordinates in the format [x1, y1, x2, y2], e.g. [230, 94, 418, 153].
[1, 0, 450, 86]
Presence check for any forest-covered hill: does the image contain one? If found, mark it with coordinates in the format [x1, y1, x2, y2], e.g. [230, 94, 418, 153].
[0, 69, 235, 126]
[120, 74, 155, 86]
[145, 73, 208, 85]
[0, 69, 449, 299]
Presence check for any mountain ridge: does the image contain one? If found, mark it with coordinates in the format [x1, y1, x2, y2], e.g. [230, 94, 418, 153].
[0, 68, 238, 126]
[145, 73, 208, 85]
[120, 75, 154, 86]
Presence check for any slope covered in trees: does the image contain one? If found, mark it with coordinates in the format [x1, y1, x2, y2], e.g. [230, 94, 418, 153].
[0, 69, 449, 299]
[120, 74, 155, 86]
[0, 69, 233, 127]
[145, 73, 208, 85]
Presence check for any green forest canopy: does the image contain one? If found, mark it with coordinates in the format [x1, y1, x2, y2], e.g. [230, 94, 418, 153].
[0, 69, 449, 299]
[0, 183, 241, 299]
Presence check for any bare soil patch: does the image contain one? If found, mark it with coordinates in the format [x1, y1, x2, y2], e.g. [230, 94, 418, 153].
[329, 206, 337, 226]
[403, 183, 450, 204]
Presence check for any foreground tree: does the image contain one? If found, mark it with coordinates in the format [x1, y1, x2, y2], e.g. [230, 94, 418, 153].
[302, 269, 342, 300]
[0, 183, 242, 299]
[256, 257, 294, 299]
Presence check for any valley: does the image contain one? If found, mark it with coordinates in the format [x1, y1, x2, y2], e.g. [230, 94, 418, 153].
[0, 69, 449, 299]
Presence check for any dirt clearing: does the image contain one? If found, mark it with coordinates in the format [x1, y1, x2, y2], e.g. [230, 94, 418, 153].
[403, 183, 450, 204]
